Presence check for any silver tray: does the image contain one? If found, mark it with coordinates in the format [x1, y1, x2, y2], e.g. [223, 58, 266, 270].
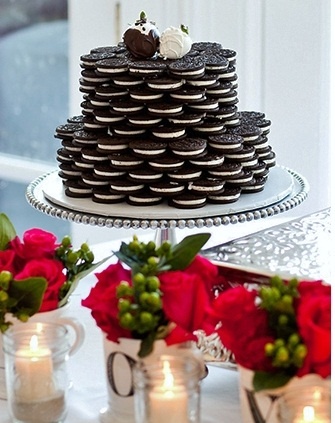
[26, 166, 308, 230]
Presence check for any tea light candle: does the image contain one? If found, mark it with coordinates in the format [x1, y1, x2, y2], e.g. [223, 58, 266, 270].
[149, 361, 188, 423]
[15, 334, 55, 402]
[293, 405, 330, 423]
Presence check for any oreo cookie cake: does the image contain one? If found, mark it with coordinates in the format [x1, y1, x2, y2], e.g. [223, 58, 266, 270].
[55, 12, 276, 209]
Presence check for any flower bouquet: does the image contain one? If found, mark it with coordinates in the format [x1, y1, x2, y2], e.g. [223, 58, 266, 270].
[82, 233, 219, 357]
[0, 213, 108, 332]
[210, 275, 331, 391]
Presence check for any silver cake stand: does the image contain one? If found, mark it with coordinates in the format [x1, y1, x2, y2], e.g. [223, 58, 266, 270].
[26, 166, 309, 244]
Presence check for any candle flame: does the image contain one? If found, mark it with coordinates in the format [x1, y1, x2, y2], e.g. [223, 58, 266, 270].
[303, 406, 315, 422]
[29, 335, 39, 352]
[162, 361, 174, 394]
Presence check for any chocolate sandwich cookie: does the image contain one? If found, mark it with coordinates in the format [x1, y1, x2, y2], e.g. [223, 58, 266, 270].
[169, 138, 206, 158]
[191, 42, 223, 52]
[146, 77, 184, 91]
[55, 123, 84, 140]
[241, 177, 266, 193]
[208, 134, 243, 153]
[168, 113, 205, 126]
[58, 163, 82, 177]
[217, 89, 238, 105]
[192, 118, 226, 135]
[168, 192, 207, 209]
[128, 60, 167, 76]
[93, 163, 126, 180]
[186, 74, 218, 88]
[207, 187, 241, 204]
[151, 125, 186, 140]
[61, 139, 82, 155]
[225, 170, 254, 186]
[127, 114, 163, 127]
[127, 168, 164, 183]
[148, 156, 185, 172]
[67, 115, 85, 124]
[189, 178, 225, 194]
[64, 180, 92, 198]
[168, 57, 205, 79]
[227, 123, 262, 143]
[80, 52, 116, 69]
[247, 162, 269, 178]
[81, 148, 109, 163]
[218, 65, 237, 81]
[169, 88, 206, 103]
[92, 186, 126, 204]
[167, 166, 202, 182]
[224, 145, 256, 161]
[239, 111, 266, 121]
[82, 115, 108, 131]
[206, 81, 233, 97]
[90, 45, 126, 55]
[81, 172, 110, 187]
[129, 140, 167, 158]
[129, 88, 164, 103]
[147, 102, 183, 116]
[220, 112, 241, 128]
[110, 179, 145, 194]
[207, 162, 243, 179]
[95, 57, 129, 75]
[110, 100, 145, 115]
[112, 125, 147, 137]
[189, 151, 225, 168]
[72, 157, 95, 171]
[127, 190, 164, 206]
[94, 109, 126, 125]
[56, 148, 73, 163]
[81, 69, 110, 84]
[95, 84, 129, 100]
[149, 180, 186, 197]
[252, 118, 272, 135]
[73, 130, 98, 146]
[109, 153, 144, 170]
[219, 49, 237, 65]
[213, 105, 238, 120]
[112, 75, 144, 87]
[80, 100, 94, 116]
[186, 98, 219, 112]
[79, 78, 98, 94]
[262, 149, 276, 168]
[201, 52, 229, 72]
[97, 136, 129, 154]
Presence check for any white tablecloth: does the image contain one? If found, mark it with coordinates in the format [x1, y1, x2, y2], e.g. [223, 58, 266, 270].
[0, 241, 242, 423]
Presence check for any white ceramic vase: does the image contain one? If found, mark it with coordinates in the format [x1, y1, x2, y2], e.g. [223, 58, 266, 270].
[238, 366, 331, 423]
[99, 337, 201, 423]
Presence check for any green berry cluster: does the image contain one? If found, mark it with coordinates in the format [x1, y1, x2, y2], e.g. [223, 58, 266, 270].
[260, 276, 307, 370]
[56, 236, 95, 300]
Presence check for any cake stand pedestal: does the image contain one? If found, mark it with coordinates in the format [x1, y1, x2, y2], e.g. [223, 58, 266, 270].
[26, 166, 308, 245]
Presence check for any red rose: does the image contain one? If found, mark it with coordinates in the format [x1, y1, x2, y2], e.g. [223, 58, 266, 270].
[0, 250, 15, 273]
[159, 257, 213, 345]
[296, 281, 331, 378]
[9, 228, 58, 261]
[211, 286, 274, 372]
[15, 258, 66, 312]
[82, 261, 132, 342]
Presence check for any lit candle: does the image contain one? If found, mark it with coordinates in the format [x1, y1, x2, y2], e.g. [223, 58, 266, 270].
[293, 405, 330, 423]
[14, 334, 55, 402]
[149, 360, 189, 423]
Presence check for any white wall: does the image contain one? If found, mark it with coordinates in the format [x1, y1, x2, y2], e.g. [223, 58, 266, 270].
[68, 0, 331, 245]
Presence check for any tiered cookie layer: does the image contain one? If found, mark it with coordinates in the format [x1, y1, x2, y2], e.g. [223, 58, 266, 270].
[55, 42, 276, 208]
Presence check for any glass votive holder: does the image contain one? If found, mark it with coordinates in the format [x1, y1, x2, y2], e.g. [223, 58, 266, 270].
[2, 322, 78, 423]
[133, 353, 203, 423]
[277, 380, 331, 423]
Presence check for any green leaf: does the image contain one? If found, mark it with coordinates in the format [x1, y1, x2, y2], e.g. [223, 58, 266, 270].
[138, 331, 156, 358]
[167, 233, 211, 270]
[253, 371, 291, 392]
[0, 213, 17, 250]
[58, 255, 112, 308]
[8, 277, 47, 316]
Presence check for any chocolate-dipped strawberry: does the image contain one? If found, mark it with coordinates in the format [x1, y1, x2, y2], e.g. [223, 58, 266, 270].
[123, 11, 160, 59]
[159, 25, 192, 59]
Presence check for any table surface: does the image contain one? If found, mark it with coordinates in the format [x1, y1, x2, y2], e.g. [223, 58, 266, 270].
[0, 208, 329, 422]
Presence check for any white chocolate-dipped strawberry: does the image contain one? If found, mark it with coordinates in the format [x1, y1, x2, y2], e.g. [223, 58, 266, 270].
[159, 25, 192, 59]
[123, 11, 160, 59]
